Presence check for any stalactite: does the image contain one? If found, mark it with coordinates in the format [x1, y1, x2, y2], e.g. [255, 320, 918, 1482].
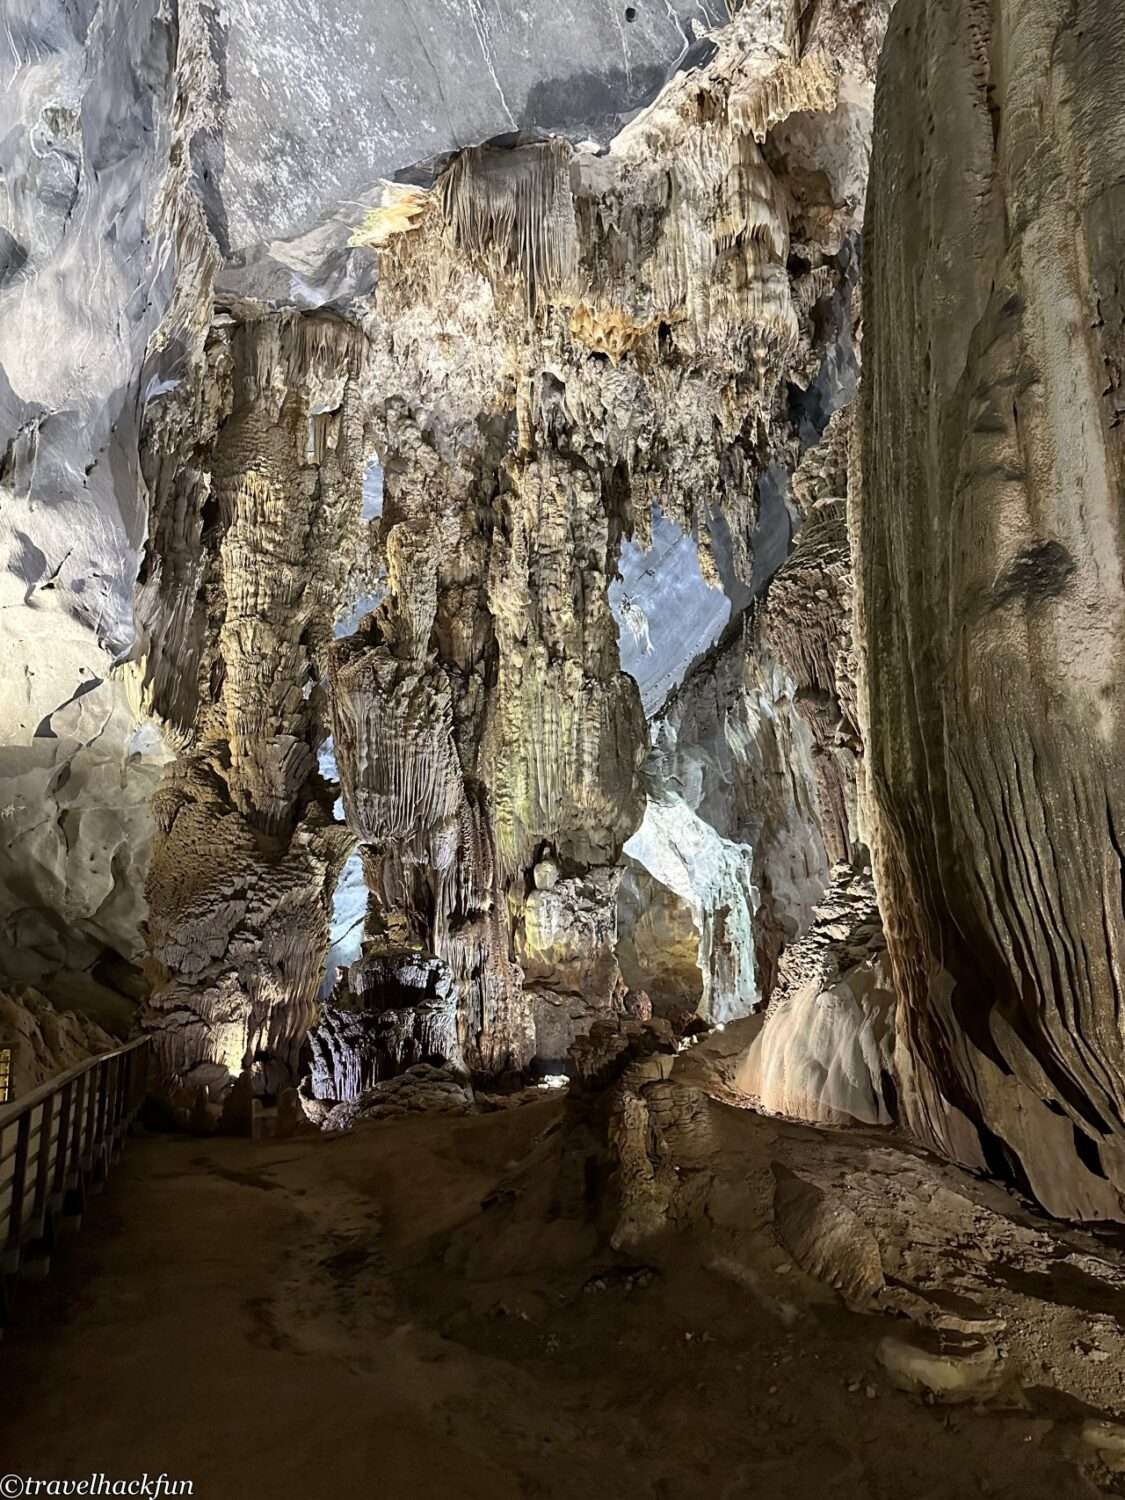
[440, 140, 579, 312]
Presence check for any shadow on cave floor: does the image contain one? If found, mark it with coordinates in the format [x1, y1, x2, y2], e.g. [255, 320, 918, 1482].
[0, 1101, 1109, 1500]
[990, 1261, 1125, 1333]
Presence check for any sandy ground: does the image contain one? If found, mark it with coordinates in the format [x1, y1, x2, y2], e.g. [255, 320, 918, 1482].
[0, 1099, 1111, 1499]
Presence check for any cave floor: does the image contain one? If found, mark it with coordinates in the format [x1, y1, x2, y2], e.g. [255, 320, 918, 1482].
[0, 1099, 1110, 1500]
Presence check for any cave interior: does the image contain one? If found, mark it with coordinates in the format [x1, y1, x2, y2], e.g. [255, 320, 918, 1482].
[4, 0, 1125, 1494]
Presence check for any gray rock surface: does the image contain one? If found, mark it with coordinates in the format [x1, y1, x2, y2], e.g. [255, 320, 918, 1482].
[609, 510, 731, 716]
[215, 0, 725, 250]
[0, 0, 218, 998]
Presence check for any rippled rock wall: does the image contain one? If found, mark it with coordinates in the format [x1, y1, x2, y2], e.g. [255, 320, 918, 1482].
[859, 0, 1125, 1218]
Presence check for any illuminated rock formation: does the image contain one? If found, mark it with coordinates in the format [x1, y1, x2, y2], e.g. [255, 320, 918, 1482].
[141, 314, 368, 1092]
[2, 0, 895, 1099]
[335, 0, 891, 1071]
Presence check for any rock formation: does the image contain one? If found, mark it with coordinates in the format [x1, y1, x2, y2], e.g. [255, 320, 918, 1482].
[3, 0, 760, 1096]
[0, 0, 898, 1107]
[18, 6, 1125, 1494]
[22, 0, 1118, 1235]
[321, 0, 890, 1079]
[141, 312, 367, 1095]
[0, 0, 895, 1115]
[0, 987, 117, 1100]
[858, 0, 1125, 1219]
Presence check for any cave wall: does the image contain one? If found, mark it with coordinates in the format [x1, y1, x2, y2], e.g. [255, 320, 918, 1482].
[859, 0, 1125, 1218]
[0, 0, 220, 1014]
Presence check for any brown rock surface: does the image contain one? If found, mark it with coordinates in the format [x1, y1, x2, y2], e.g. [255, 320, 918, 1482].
[858, 0, 1125, 1217]
[0, 987, 118, 1100]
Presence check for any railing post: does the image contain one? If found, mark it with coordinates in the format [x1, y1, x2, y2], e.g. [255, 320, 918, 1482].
[70, 1071, 86, 1180]
[82, 1063, 98, 1168]
[119, 1049, 132, 1136]
[32, 1092, 54, 1236]
[135, 1044, 149, 1113]
[53, 1081, 73, 1206]
[95, 1059, 111, 1177]
[97, 1060, 109, 1142]
[64, 1071, 89, 1223]
[8, 1111, 31, 1255]
[115, 1051, 127, 1133]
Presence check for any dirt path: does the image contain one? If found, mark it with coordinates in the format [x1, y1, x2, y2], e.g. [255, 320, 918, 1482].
[0, 1103, 1107, 1499]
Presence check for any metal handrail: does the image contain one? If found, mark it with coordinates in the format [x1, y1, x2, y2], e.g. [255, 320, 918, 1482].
[0, 1037, 150, 1282]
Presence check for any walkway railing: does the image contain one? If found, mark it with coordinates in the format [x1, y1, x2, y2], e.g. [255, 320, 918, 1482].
[0, 1039, 150, 1288]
